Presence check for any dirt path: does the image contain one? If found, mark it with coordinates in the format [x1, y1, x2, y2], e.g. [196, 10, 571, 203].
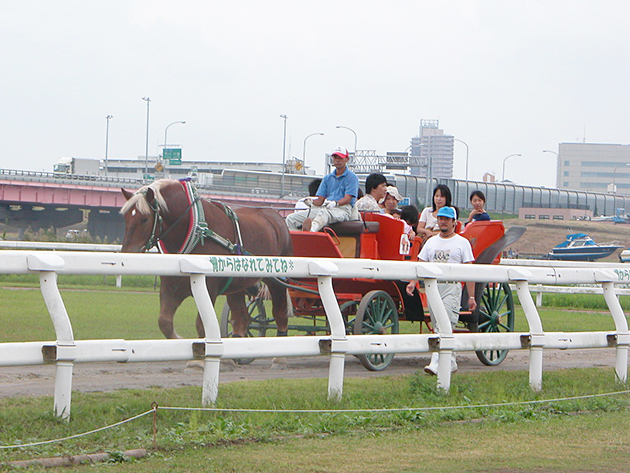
[0, 347, 619, 399]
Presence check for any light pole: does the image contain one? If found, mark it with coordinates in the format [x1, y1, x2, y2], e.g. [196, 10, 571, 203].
[453, 138, 469, 182]
[142, 97, 151, 181]
[501, 153, 522, 182]
[302, 132, 324, 174]
[613, 163, 630, 194]
[104, 115, 112, 177]
[335, 125, 357, 155]
[280, 114, 287, 197]
[164, 121, 186, 148]
[543, 150, 559, 188]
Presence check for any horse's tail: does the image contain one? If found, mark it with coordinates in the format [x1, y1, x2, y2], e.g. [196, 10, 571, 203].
[285, 288, 294, 318]
[254, 284, 293, 317]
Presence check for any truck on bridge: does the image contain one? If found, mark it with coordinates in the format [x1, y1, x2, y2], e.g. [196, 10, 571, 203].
[53, 157, 101, 176]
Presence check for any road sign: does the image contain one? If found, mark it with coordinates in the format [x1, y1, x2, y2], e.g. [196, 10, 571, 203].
[163, 148, 182, 165]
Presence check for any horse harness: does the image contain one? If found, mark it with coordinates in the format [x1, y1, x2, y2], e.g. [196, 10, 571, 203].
[141, 179, 249, 258]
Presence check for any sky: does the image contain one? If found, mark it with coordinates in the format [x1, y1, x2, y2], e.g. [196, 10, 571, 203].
[1, 0, 629, 188]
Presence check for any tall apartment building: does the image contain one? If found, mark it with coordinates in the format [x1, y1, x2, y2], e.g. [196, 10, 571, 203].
[557, 143, 630, 194]
[409, 119, 454, 179]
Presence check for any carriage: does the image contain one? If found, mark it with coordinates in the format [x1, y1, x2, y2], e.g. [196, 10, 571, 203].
[221, 211, 526, 371]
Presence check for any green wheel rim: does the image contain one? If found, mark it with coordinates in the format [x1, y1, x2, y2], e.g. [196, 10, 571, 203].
[354, 290, 399, 371]
[220, 297, 269, 364]
[475, 282, 515, 366]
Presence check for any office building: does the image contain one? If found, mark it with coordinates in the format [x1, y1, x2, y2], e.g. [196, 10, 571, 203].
[557, 143, 630, 194]
[409, 119, 454, 179]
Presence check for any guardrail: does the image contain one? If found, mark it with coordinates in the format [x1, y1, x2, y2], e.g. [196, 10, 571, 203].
[0, 250, 628, 420]
[502, 258, 630, 305]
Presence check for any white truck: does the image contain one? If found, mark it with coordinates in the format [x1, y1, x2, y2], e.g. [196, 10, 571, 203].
[53, 157, 101, 176]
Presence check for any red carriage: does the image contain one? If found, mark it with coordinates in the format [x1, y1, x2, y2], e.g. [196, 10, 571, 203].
[221, 211, 525, 371]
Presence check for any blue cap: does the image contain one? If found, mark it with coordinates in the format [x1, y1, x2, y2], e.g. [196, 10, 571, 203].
[436, 206, 457, 219]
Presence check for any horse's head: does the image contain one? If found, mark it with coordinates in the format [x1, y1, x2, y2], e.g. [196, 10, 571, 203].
[120, 182, 169, 253]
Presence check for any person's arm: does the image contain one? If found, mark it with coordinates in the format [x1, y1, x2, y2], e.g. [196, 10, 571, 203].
[464, 262, 477, 311]
[406, 257, 427, 295]
[337, 194, 353, 206]
[312, 195, 326, 207]
[467, 209, 476, 223]
[406, 279, 418, 296]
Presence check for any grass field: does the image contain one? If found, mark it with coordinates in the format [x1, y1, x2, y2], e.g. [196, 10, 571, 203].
[1, 278, 629, 471]
[0, 369, 629, 471]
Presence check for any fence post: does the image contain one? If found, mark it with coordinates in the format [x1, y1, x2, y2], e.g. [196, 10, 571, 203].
[509, 269, 544, 392]
[597, 273, 629, 383]
[536, 284, 543, 307]
[29, 253, 75, 420]
[314, 267, 347, 401]
[187, 273, 223, 406]
[423, 277, 454, 392]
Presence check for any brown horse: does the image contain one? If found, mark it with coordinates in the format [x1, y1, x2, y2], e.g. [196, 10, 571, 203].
[120, 178, 293, 340]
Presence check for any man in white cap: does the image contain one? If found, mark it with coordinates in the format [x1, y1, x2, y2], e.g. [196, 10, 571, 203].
[286, 146, 359, 232]
[405, 206, 477, 375]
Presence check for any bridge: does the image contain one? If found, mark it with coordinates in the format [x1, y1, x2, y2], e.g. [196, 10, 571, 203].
[0, 169, 292, 242]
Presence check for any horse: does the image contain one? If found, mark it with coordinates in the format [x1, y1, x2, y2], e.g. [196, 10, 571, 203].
[119, 178, 293, 341]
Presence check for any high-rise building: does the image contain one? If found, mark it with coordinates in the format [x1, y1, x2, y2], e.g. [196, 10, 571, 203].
[557, 143, 630, 194]
[409, 119, 454, 178]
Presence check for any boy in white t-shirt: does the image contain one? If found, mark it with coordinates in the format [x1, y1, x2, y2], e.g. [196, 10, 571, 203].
[406, 206, 476, 375]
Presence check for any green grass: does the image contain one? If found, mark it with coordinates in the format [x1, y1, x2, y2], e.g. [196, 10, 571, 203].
[0, 369, 628, 471]
[2, 283, 630, 470]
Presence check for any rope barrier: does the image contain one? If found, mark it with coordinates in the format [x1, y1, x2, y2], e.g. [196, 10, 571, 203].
[0, 410, 154, 450]
[2, 389, 629, 450]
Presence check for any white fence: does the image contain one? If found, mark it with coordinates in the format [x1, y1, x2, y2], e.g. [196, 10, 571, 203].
[1, 250, 629, 420]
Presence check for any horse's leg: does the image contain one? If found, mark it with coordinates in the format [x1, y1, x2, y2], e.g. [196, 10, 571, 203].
[263, 277, 290, 336]
[158, 276, 190, 339]
[262, 277, 291, 370]
[225, 291, 248, 337]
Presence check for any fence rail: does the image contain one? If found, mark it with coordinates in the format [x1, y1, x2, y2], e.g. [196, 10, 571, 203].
[0, 250, 628, 420]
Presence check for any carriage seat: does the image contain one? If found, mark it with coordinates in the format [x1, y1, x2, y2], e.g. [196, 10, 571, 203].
[323, 220, 380, 236]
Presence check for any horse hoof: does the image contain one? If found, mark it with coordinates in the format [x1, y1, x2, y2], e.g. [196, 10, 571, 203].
[220, 359, 237, 372]
[270, 357, 289, 370]
[185, 360, 204, 370]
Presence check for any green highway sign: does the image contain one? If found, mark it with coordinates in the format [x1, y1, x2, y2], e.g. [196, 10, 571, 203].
[164, 148, 182, 165]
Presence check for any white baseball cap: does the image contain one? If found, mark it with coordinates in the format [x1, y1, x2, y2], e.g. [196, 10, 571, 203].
[331, 146, 349, 159]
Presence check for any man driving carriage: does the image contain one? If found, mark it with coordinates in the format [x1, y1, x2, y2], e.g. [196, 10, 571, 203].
[405, 206, 477, 375]
[285, 146, 359, 232]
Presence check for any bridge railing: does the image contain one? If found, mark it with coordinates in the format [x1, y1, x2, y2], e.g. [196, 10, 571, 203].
[0, 250, 628, 420]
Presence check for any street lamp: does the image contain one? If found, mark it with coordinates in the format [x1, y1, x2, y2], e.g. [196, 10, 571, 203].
[302, 132, 324, 174]
[613, 163, 630, 194]
[164, 121, 186, 148]
[453, 138, 469, 182]
[543, 150, 559, 187]
[142, 97, 151, 181]
[280, 114, 287, 197]
[335, 125, 357, 154]
[501, 153, 522, 182]
[104, 115, 112, 177]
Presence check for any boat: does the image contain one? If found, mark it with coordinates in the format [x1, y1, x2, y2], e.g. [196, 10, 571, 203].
[620, 248, 630, 263]
[547, 233, 623, 262]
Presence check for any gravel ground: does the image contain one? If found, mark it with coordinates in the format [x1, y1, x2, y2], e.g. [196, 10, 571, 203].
[0, 347, 620, 399]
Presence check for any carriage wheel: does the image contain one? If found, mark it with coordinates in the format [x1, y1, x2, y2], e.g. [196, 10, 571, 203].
[474, 282, 515, 366]
[354, 290, 399, 371]
[220, 296, 269, 365]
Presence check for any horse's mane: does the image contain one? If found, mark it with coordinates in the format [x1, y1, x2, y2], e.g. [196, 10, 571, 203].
[120, 180, 173, 215]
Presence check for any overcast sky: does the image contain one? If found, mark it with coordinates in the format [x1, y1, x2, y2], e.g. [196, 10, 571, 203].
[1, 1, 629, 187]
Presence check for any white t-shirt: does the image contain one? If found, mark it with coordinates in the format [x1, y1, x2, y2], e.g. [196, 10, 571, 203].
[419, 207, 438, 230]
[419, 233, 474, 264]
